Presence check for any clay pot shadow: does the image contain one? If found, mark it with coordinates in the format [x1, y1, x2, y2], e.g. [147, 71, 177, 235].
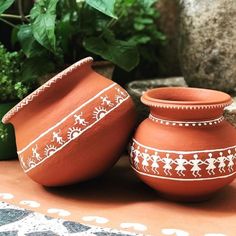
[43, 157, 158, 205]
[181, 183, 236, 214]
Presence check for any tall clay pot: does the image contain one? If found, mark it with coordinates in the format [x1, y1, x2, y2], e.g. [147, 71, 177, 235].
[179, 0, 236, 92]
[130, 87, 236, 201]
[2, 57, 136, 186]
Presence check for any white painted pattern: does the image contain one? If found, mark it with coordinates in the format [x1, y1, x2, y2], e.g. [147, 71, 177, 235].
[19, 200, 40, 208]
[130, 139, 236, 180]
[2, 57, 93, 124]
[133, 139, 236, 154]
[120, 223, 147, 231]
[161, 228, 189, 236]
[47, 208, 71, 217]
[0, 193, 14, 199]
[18, 84, 129, 173]
[0, 199, 230, 235]
[18, 83, 116, 154]
[149, 114, 224, 127]
[82, 216, 109, 224]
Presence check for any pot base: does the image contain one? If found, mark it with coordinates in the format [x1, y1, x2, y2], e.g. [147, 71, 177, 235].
[158, 191, 217, 203]
[134, 170, 236, 202]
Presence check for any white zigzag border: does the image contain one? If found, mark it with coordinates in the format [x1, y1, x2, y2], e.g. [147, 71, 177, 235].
[2, 57, 93, 124]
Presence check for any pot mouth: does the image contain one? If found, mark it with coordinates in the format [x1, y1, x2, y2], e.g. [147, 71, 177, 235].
[141, 87, 232, 109]
[2, 57, 93, 124]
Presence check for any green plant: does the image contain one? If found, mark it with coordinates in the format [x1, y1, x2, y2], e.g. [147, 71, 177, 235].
[0, 124, 8, 142]
[0, 43, 32, 102]
[0, 0, 165, 80]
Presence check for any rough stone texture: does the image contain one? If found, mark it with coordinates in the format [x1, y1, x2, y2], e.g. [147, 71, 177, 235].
[224, 97, 236, 128]
[155, 0, 181, 76]
[126, 77, 187, 123]
[179, 0, 236, 92]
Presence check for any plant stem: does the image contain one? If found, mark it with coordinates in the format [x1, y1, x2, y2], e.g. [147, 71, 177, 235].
[0, 17, 18, 28]
[0, 14, 21, 19]
[0, 14, 30, 20]
[18, 0, 28, 22]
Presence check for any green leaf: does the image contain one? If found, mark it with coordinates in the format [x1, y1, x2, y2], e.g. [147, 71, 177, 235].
[11, 26, 18, 46]
[56, 13, 74, 53]
[17, 24, 45, 57]
[85, 0, 117, 19]
[30, 0, 59, 52]
[84, 33, 139, 71]
[0, 0, 15, 14]
[142, 0, 157, 8]
[21, 57, 55, 82]
[128, 35, 151, 44]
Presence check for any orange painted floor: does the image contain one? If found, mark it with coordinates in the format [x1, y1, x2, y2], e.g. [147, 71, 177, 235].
[0, 157, 236, 236]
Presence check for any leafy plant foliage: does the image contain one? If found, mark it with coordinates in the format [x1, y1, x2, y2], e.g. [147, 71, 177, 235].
[0, 43, 32, 102]
[0, 0, 165, 74]
[0, 0, 164, 80]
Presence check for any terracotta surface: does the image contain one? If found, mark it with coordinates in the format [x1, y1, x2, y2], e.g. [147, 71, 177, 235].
[0, 158, 236, 236]
[2, 57, 136, 186]
[130, 87, 236, 201]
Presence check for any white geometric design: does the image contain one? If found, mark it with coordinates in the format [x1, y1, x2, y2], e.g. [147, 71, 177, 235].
[189, 154, 204, 177]
[19, 155, 27, 169]
[44, 145, 57, 157]
[2, 57, 93, 124]
[67, 127, 82, 140]
[161, 228, 189, 236]
[115, 95, 124, 104]
[149, 114, 224, 127]
[0, 193, 14, 199]
[100, 95, 114, 107]
[162, 154, 173, 176]
[47, 208, 71, 217]
[120, 223, 147, 231]
[19, 200, 40, 208]
[17, 83, 116, 155]
[82, 216, 109, 224]
[227, 150, 234, 172]
[32, 145, 41, 161]
[74, 112, 88, 126]
[28, 158, 36, 168]
[141, 149, 150, 172]
[130, 139, 236, 180]
[205, 153, 217, 175]
[174, 155, 187, 176]
[93, 107, 107, 121]
[150, 152, 160, 174]
[16, 84, 130, 173]
[51, 130, 65, 145]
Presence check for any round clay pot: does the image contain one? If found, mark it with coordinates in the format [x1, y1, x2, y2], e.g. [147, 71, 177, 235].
[130, 87, 236, 202]
[2, 57, 136, 186]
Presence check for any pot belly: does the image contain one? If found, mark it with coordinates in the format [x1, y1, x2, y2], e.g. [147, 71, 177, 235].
[130, 119, 236, 201]
[17, 84, 135, 186]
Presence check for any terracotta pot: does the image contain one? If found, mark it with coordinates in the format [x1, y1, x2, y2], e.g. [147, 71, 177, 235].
[126, 77, 187, 123]
[130, 87, 236, 202]
[2, 57, 136, 186]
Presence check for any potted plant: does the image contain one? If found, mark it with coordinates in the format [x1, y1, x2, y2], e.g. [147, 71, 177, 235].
[0, 0, 165, 81]
[0, 43, 36, 160]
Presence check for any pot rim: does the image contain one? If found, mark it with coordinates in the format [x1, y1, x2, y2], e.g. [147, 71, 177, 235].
[2, 57, 93, 124]
[141, 87, 232, 109]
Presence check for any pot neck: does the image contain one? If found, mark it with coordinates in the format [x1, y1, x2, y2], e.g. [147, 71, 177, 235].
[141, 87, 232, 122]
[149, 105, 226, 122]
